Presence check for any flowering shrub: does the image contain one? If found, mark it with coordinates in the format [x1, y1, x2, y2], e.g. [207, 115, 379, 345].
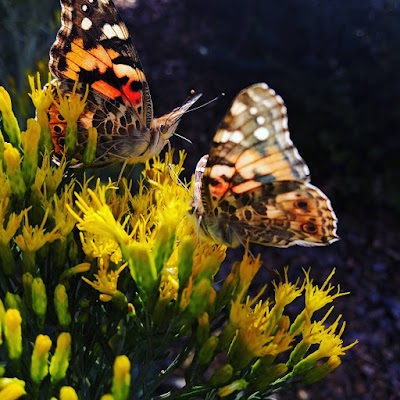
[0, 76, 357, 399]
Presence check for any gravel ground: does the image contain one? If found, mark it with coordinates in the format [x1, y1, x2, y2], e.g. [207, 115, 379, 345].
[119, 1, 400, 398]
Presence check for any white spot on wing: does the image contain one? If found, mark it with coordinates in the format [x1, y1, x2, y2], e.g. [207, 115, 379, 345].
[230, 101, 247, 116]
[102, 23, 129, 40]
[256, 116, 265, 125]
[218, 130, 232, 143]
[249, 106, 258, 115]
[229, 130, 244, 143]
[254, 127, 270, 141]
[81, 17, 92, 31]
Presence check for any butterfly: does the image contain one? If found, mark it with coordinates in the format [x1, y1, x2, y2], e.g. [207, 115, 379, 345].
[193, 83, 338, 248]
[48, 0, 201, 166]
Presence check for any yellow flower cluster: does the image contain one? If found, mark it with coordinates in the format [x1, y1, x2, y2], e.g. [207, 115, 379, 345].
[0, 80, 357, 399]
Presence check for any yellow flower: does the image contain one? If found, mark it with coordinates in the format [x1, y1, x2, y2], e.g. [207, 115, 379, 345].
[304, 268, 349, 315]
[0, 199, 25, 245]
[271, 267, 304, 317]
[20, 119, 40, 186]
[53, 79, 88, 157]
[68, 187, 130, 244]
[32, 152, 67, 199]
[28, 73, 53, 152]
[50, 182, 77, 237]
[227, 296, 294, 370]
[292, 314, 358, 376]
[82, 258, 127, 302]
[14, 208, 62, 253]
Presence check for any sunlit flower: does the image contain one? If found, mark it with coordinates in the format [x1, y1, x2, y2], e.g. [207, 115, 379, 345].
[53, 79, 88, 157]
[0, 87, 20, 148]
[14, 209, 62, 252]
[28, 73, 53, 152]
[82, 258, 127, 302]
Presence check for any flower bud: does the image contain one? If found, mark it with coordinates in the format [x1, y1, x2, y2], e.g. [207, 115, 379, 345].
[188, 278, 212, 318]
[111, 355, 131, 400]
[209, 364, 233, 387]
[4, 309, 22, 360]
[32, 278, 47, 326]
[21, 119, 40, 186]
[127, 243, 157, 300]
[0, 87, 20, 148]
[83, 127, 98, 166]
[3, 146, 26, 198]
[0, 243, 16, 276]
[54, 284, 71, 328]
[50, 332, 71, 384]
[60, 386, 78, 400]
[177, 236, 194, 291]
[4, 293, 23, 315]
[197, 335, 218, 366]
[303, 355, 341, 384]
[30, 334, 52, 384]
[22, 273, 33, 310]
[249, 359, 288, 391]
[217, 379, 248, 398]
[196, 312, 210, 347]
[0, 379, 26, 399]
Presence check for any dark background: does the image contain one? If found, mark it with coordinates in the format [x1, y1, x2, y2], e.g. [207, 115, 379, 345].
[1, 0, 399, 398]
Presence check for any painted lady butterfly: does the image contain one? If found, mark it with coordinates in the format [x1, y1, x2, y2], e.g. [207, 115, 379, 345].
[49, 0, 201, 166]
[193, 83, 338, 248]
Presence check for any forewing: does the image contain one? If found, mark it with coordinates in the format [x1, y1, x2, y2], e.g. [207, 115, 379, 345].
[203, 83, 310, 214]
[49, 0, 152, 128]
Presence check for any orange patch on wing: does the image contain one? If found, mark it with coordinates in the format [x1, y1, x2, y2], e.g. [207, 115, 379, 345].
[232, 179, 263, 194]
[92, 80, 123, 99]
[70, 40, 111, 72]
[208, 164, 234, 198]
[107, 48, 120, 60]
[235, 146, 297, 181]
[122, 81, 142, 106]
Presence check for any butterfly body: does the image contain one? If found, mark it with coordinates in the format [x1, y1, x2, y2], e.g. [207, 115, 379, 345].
[193, 83, 338, 248]
[49, 0, 200, 166]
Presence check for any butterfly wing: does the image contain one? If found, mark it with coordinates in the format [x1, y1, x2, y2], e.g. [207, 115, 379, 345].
[49, 0, 152, 127]
[196, 83, 338, 247]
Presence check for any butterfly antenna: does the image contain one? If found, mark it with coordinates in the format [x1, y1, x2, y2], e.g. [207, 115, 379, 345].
[185, 92, 225, 114]
[173, 132, 193, 145]
[117, 159, 129, 185]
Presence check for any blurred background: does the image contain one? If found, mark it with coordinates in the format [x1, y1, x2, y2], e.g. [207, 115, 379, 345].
[0, 0, 399, 398]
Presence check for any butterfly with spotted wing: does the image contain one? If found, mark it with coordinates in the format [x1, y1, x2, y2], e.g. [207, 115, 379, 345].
[193, 83, 338, 248]
[49, 0, 200, 166]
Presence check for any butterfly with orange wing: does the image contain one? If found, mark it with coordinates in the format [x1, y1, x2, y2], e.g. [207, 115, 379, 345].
[193, 83, 338, 248]
[49, 0, 200, 166]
